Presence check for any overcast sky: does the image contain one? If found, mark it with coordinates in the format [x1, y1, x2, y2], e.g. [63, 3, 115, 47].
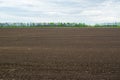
[0, 0, 120, 24]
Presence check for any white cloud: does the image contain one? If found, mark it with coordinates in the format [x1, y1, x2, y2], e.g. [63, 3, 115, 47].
[81, 10, 103, 16]
[0, 0, 120, 24]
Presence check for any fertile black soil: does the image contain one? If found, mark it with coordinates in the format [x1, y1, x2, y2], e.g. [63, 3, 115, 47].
[0, 28, 120, 80]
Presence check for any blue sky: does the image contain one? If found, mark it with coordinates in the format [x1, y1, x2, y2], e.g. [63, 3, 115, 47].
[0, 0, 120, 24]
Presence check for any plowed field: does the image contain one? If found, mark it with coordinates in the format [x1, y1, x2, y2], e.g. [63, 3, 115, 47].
[0, 28, 120, 80]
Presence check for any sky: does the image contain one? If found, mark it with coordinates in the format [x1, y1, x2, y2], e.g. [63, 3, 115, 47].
[0, 0, 120, 24]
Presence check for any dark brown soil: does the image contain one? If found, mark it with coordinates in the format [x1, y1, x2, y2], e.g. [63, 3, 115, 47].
[0, 28, 120, 80]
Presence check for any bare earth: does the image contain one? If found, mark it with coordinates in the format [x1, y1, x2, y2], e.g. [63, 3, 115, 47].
[0, 28, 120, 80]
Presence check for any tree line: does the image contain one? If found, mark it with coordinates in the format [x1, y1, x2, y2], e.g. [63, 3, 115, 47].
[0, 22, 88, 28]
[0, 22, 120, 28]
[94, 22, 120, 27]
